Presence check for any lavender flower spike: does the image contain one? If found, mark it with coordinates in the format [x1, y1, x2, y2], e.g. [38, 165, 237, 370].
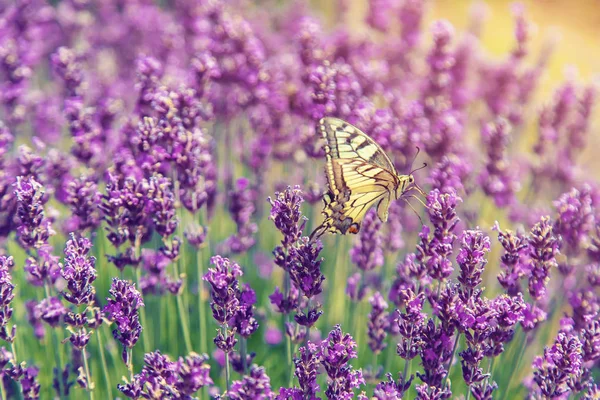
[350, 209, 384, 272]
[268, 185, 306, 249]
[0, 256, 15, 343]
[528, 216, 559, 300]
[457, 229, 491, 298]
[61, 233, 97, 307]
[319, 325, 365, 399]
[14, 176, 54, 250]
[103, 278, 144, 364]
[367, 292, 390, 354]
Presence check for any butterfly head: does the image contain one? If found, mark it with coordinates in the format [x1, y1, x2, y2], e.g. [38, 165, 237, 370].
[395, 175, 415, 199]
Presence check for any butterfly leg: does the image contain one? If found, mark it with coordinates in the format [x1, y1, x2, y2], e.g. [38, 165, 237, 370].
[309, 222, 329, 243]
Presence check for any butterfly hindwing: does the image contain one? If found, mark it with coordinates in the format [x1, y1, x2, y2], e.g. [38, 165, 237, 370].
[319, 117, 400, 234]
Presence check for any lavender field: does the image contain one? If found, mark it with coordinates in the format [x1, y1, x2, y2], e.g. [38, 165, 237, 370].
[0, 0, 599, 398]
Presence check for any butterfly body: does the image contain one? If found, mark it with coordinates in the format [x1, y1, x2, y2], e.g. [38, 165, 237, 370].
[317, 117, 416, 236]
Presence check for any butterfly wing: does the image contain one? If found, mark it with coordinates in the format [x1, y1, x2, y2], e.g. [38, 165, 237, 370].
[319, 117, 399, 234]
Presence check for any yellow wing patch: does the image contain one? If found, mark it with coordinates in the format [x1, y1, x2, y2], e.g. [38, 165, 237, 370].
[319, 117, 401, 235]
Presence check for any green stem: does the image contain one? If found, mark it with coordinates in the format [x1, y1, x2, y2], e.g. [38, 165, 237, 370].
[0, 376, 6, 400]
[10, 340, 17, 365]
[240, 338, 248, 375]
[134, 266, 151, 354]
[82, 348, 95, 400]
[401, 342, 413, 385]
[176, 294, 193, 353]
[171, 180, 193, 355]
[286, 315, 294, 387]
[502, 329, 528, 400]
[284, 269, 294, 387]
[198, 207, 209, 355]
[198, 249, 207, 354]
[45, 284, 65, 400]
[441, 333, 460, 391]
[96, 330, 113, 400]
[486, 356, 496, 385]
[127, 347, 134, 382]
[223, 329, 231, 393]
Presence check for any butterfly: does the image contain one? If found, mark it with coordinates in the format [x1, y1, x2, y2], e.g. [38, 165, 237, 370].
[311, 117, 425, 240]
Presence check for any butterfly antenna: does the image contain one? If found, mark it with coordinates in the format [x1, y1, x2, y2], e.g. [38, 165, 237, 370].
[403, 198, 425, 226]
[409, 162, 428, 176]
[408, 146, 421, 171]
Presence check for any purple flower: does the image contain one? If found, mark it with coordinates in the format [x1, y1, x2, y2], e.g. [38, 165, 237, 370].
[64, 98, 103, 164]
[389, 254, 419, 307]
[306, 61, 337, 120]
[14, 176, 54, 250]
[223, 178, 257, 254]
[415, 383, 451, 400]
[25, 300, 45, 340]
[399, 0, 426, 50]
[554, 185, 594, 256]
[269, 283, 299, 315]
[64, 175, 102, 232]
[422, 20, 455, 110]
[230, 284, 259, 338]
[268, 186, 306, 250]
[528, 216, 559, 300]
[494, 221, 529, 296]
[203, 255, 242, 327]
[176, 352, 213, 396]
[350, 209, 384, 272]
[580, 320, 600, 363]
[0, 256, 15, 342]
[367, 292, 390, 354]
[51, 47, 83, 98]
[21, 366, 41, 400]
[229, 365, 273, 400]
[184, 223, 207, 250]
[319, 325, 365, 399]
[479, 118, 519, 207]
[569, 288, 599, 330]
[101, 173, 153, 269]
[139, 249, 180, 296]
[24, 245, 61, 287]
[294, 341, 321, 399]
[457, 229, 491, 299]
[421, 189, 461, 281]
[428, 154, 472, 196]
[396, 289, 427, 360]
[488, 294, 526, 355]
[61, 234, 96, 306]
[366, 0, 396, 32]
[36, 297, 66, 328]
[416, 319, 454, 388]
[289, 237, 325, 301]
[118, 350, 212, 399]
[346, 272, 366, 302]
[373, 373, 411, 399]
[148, 174, 178, 239]
[103, 278, 144, 359]
[521, 302, 547, 332]
[276, 387, 303, 400]
[531, 332, 583, 398]
[265, 327, 283, 345]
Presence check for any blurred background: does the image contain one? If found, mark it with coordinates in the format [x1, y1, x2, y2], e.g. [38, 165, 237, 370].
[325, 0, 600, 163]
[1, 0, 599, 398]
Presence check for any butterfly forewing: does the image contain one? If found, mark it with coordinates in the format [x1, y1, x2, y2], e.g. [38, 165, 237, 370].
[319, 117, 401, 234]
